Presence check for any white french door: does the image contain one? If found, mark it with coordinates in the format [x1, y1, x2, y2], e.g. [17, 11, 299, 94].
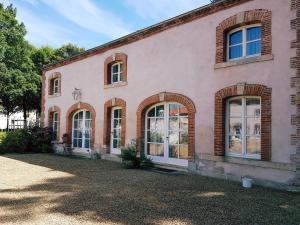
[72, 110, 92, 151]
[110, 107, 122, 155]
[145, 102, 189, 167]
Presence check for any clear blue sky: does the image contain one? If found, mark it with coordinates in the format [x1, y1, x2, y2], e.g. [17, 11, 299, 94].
[3, 0, 211, 49]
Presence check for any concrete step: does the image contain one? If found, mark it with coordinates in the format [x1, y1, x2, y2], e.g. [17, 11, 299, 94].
[102, 154, 122, 162]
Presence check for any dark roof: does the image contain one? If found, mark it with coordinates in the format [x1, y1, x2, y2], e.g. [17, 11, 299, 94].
[42, 0, 251, 72]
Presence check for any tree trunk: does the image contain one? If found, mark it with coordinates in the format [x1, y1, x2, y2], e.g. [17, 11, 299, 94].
[23, 106, 27, 128]
[6, 111, 9, 132]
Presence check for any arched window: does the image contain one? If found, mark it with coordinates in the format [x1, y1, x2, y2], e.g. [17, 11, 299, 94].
[72, 110, 92, 149]
[145, 102, 189, 166]
[227, 25, 262, 60]
[226, 96, 261, 159]
[111, 62, 123, 84]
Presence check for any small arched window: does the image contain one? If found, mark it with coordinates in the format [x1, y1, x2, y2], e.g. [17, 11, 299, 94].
[227, 24, 262, 61]
[111, 62, 123, 84]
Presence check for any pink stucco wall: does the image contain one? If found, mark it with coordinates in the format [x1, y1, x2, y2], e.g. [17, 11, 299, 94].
[44, 0, 295, 166]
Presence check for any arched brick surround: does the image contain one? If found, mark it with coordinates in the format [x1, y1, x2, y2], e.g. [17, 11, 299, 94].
[48, 72, 61, 96]
[104, 53, 127, 85]
[66, 102, 96, 149]
[48, 105, 61, 141]
[216, 9, 272, 63]
[103, 98, 126, 153]
[136, 92, 196, 159]
[214, 83, 272, 161]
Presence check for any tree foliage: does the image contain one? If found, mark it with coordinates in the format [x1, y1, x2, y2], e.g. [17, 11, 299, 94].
[0, 3, 85, 129]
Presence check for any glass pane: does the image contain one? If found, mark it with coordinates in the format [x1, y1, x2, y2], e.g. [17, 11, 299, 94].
[247, 40, 261, 56]
[54, 113, 58, 121]
[229, 30, 243, 45]
[180, 117, 188, 132]
[169, 131, 179, 145]
[229, 99, 242, 117]
[155, 131, 164, 143]
[78, 139, 82, 148]
[247, 118, 261, 135]
[120, 63, 123, 72]
[169, 145, 179, 158]
[78, 112, 83, 119]
[169, 117, 179, 131]
[156, 144, 164, 156]
[147, 131, 156, 142]
[156, 105, 164, 117]
[247, 27, 261, 41]
[179, 105, 188, 117]
[85, 120, 91, 129]
[229, 118, 242, 135]
[229, 135, 242, 153]
[86, 111, 91, 119]
[73, 139, 78, 148]
[169, 104, 179, 116]
[85, 130, 90, 139]
[114, 119, 120, 129]
[77, 130, 82, 139]
[147, 143, 156, 155]
[85, 139, 90, 148]
[113, 129, 120, 139]
[148, 108, 155, 117]
[114, 109, 119, 119]
[179, 132, 188, 145]
[119, 109, 122, 118]
[112, 64, 118, 73]
[229, 45, 243, 59]
[246, 136, 261, 155]
[156, 118, 164, 130]
[120, 72, 123, 81]
[147, 118, 156, 130]
[179, 145, 188, 159]
[75, 113, 78, 120]
[113, 139, 119, 148]
[246, 98, 260, 117]
[112, 74, 118, 83]
[74, 130, 78, 138]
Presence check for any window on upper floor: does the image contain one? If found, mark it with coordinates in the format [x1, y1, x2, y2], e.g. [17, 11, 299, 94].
[104, 53, 127, 87]
[48, 72, 61, 96]
[227, 25, 262, 61]
[53, 78, 59, 95]
[111, 62, 123, 84]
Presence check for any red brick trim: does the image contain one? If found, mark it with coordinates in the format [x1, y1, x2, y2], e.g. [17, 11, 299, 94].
[214, 83, 272, 161]
[41, 71, 46, 127]
[216, 9, 272, 63]
[104, 53, 127, 85]
[66, 102, 96, 149]
[48, 72, 62, 96]
[42, 0, 252, 72]
[48, 106, 61, 141]
[136, 92, 196, 159]
[103, 98, 126, 153]
[290, 0, 300, 186]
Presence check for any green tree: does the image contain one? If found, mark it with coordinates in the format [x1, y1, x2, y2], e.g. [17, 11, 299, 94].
[0, 3, 40, 129]
[54, 43, 85, 61]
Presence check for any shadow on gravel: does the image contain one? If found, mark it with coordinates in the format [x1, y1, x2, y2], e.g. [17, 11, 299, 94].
[1, 153, 300, 225]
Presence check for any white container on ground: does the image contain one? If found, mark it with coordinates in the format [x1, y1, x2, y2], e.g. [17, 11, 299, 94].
[242, 177, 253, 188]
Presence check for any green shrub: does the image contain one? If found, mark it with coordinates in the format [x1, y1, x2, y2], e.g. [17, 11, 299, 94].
[0, 132, 7, 143]
[140, 155, 154, 168]
[0, 127, 53, 154]
[121, 145, 140, 169]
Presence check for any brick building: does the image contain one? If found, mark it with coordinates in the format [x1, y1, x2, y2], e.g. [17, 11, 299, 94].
[41, 0, 300, 190]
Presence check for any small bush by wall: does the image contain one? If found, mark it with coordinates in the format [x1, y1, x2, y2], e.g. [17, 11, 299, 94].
[0, 127, 53, 154]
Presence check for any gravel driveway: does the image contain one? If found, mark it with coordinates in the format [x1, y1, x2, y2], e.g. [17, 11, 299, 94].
[0, 154, 299, 225]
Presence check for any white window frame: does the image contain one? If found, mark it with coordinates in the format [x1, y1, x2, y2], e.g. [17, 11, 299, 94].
[227, 24, 262, 61]
[144, 102, 189, 167]
[110, 107, 122, 155]
[72, 110, 92, 151]
[53, 78, 59, 95]
[225, 96, 261, 160]
[52, 112, 58, 140]
[111, 62, 123, 84]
